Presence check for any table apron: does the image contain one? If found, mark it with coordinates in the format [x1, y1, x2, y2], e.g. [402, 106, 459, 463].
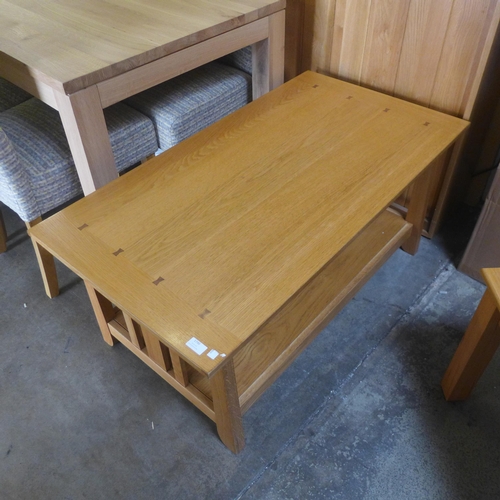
[97, 16, 272, 108]
[0, 52, 59, 109]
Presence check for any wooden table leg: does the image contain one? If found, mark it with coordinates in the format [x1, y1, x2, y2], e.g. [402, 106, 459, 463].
[251, 10, 285, 99]
[84, 281, 117, 346]
[26, 218, 59, 298]
[401, 164, 433, 255]
[442, 288, 500, 401]
[55, 85, 118, 195]
[210, 359, 245, 453]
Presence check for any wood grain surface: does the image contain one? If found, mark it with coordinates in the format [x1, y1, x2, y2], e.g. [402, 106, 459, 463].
[29, 72, 468, 375]
[0, 0, 285, 92]
[302, 0, 500, 234]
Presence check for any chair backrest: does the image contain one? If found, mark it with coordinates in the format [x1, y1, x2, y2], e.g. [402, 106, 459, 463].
[218, 46, 252, 75]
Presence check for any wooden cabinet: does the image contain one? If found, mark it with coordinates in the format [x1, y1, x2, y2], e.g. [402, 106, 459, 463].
[284, 0, 500, 235]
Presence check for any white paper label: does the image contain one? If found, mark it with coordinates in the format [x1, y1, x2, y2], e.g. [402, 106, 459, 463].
[186, 337, 207, 355]
[207, 349, 219, 360]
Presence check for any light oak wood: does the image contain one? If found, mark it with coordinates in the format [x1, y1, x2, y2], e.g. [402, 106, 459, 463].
[123, 312, 145, 350]
[30, 72, 467, 452]
[401, 160, 435, 255]
[442, 275, 500, 401]
[210, 360, 245, 454]
[298, 0, 500, 235]
[84, 282, 116, 346]
[97, 18, 270, 109]
[0, 0, 285, 94]
[141, 326, 171, 372]
[236, 210, 412, 411]
[108, 314, 216, 420]
[26, 218, 59, 298]
[170, 351, 190, 387]
[55, 86, 118, 194]
[0, 0, 285, 194]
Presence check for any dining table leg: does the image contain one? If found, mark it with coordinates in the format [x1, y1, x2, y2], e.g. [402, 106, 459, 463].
[55, 85, 119, 195]
[251, 10, 285, 99]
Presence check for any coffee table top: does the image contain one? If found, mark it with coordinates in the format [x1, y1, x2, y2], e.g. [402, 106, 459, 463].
[30, 71, 468, 375]
[0, 0, 284, 93]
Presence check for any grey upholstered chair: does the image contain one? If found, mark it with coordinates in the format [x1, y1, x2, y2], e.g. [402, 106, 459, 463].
[0, 77, 31, 112]
[125, 56, 252, 152]
[0, 98, 158, 297]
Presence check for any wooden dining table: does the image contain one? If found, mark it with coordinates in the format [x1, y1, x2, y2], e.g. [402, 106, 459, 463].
[0, 0, 285, 194]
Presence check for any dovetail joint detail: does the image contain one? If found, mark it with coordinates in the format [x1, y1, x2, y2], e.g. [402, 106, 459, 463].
[198, 309, 211, 319]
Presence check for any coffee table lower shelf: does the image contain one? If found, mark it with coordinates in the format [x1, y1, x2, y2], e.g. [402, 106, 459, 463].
[87, 209, 412, 452]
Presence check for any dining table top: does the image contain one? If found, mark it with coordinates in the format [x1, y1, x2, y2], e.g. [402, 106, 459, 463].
[0, 0, 285, 94]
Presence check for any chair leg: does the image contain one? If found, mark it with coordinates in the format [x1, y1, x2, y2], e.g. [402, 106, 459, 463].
[26, 217, 59, 298]
[0, 210, 7, 253]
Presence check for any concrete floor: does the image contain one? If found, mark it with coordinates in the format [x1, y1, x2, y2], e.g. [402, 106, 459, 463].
[1, 202, 500, 500]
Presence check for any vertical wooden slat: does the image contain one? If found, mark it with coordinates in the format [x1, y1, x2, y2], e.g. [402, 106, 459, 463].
[309, 0, 336, 72]
[360, 0, 412, 94]
[170, 351, 190, 387]
[394, 0, 454, 107]
[326, 0, 345, 76]
[284, 0, 304, 79]
[459, 0, 500, 119]
[335, 0, 373, 84]
[431, 0, 493, 116]
[84, 282, 116, 346]
[141, 326, 171, 372]
[123, 312, 145, 349]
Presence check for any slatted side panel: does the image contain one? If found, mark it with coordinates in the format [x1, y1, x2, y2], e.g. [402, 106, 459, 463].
[310, 0, 498, 117]
[393, 0, 453, 108]
[304, 0, 500, 232]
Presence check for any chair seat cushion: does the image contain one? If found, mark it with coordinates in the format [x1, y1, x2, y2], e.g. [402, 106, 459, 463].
[0, 99, 157, 221]
[0, 78, 31, 112]
[125, 62, 252, 151]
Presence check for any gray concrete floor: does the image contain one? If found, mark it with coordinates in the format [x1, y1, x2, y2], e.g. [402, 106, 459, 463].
[1, 203, 499, 500]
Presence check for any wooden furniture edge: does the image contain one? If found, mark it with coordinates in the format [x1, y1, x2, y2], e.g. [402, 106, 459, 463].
[0, 52, 59, 109]
[238, 210, 412, 413]
[441, 287, 500, 401]
[0, 2, 285, 96]
[97, 17, 270, 108]
[107, 316, 216, 420]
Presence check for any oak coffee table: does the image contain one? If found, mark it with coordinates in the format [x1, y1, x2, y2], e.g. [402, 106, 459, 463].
[30, 72, 468, 453]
